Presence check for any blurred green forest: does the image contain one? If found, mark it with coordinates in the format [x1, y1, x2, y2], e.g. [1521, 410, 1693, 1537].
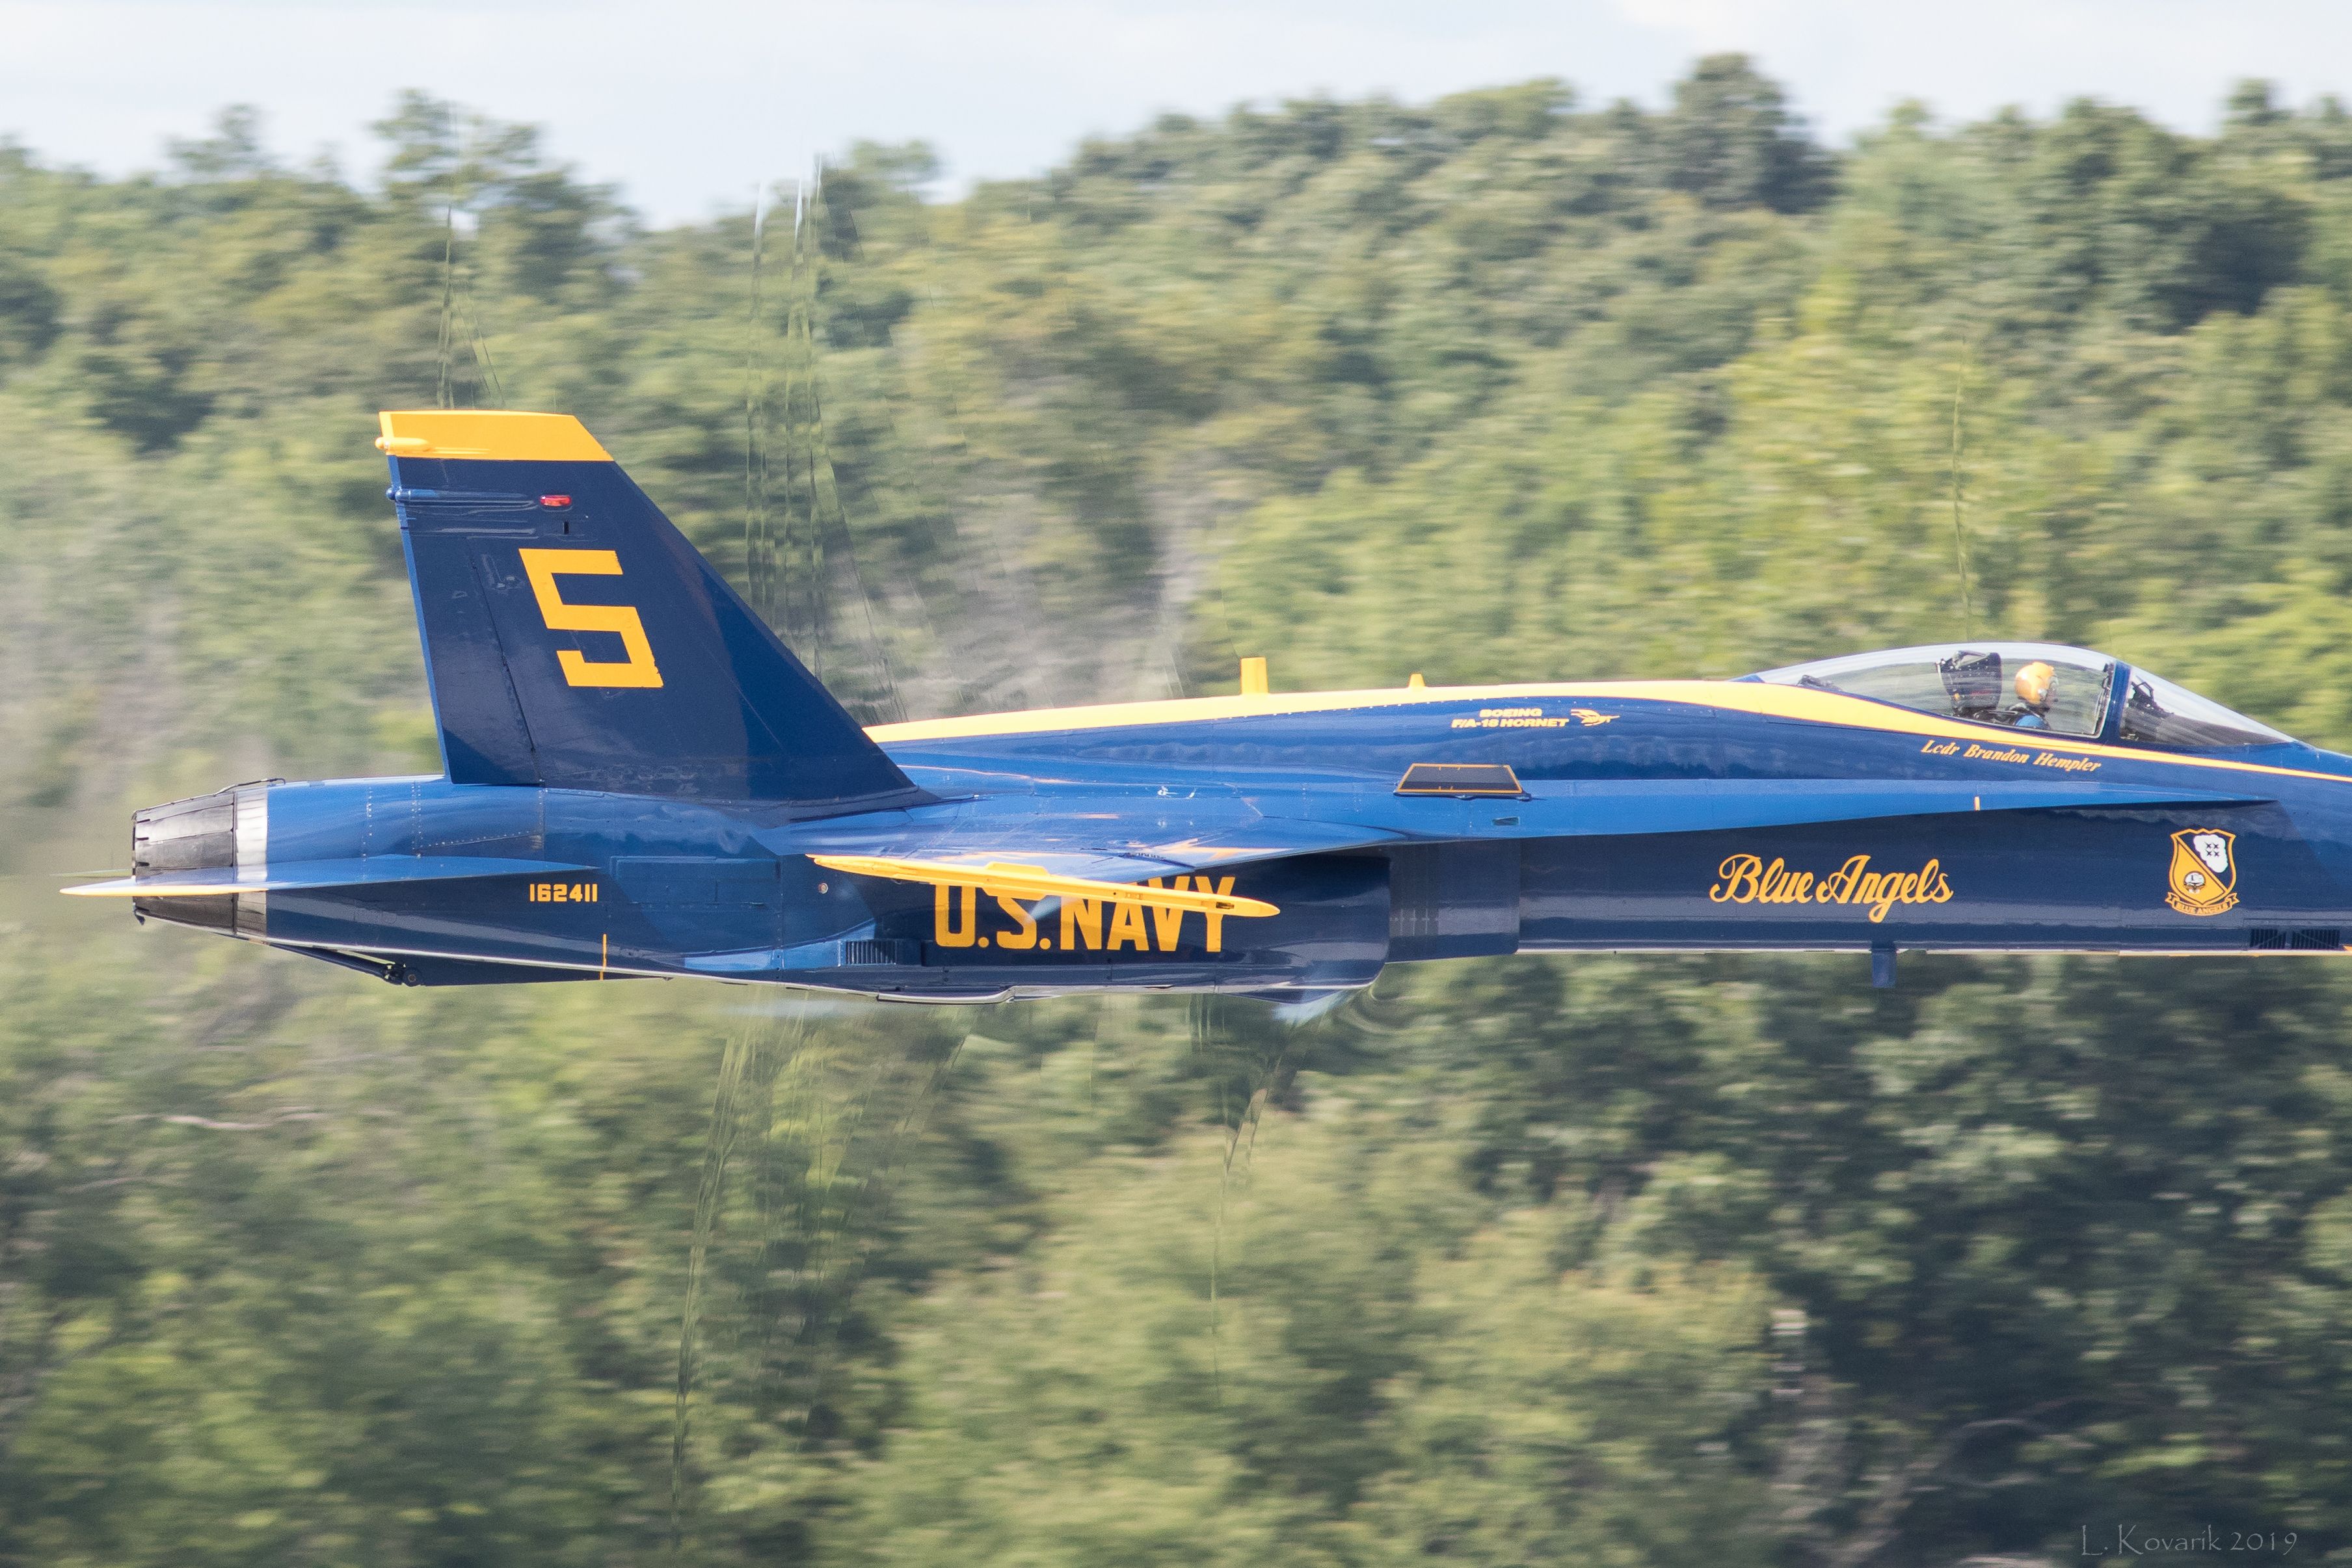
[9, 59, 2352, 1564]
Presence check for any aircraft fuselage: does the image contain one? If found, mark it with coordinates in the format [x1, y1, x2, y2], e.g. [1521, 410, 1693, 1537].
[118, 680, 2352, 1000]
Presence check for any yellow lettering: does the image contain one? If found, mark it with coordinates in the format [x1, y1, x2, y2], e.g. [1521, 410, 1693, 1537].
[1862, 872, 1910, 924]
[1711, 854, 1765, 904]
[1060, 897, 1104, 951]
[1718, 851, 1947, 918]
[1106, 899, 1149, 952]
[933, 883, 978, 948]
[518, 548, 664, 689]
[991, 890, 1038, 949]
[1199, 876, 1237, 953]
[1148, 878, 1186, 950]
[1817, 855, 1869, 903]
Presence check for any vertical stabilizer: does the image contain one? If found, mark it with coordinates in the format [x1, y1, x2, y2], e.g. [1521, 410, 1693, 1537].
[382, 410, 925, 808]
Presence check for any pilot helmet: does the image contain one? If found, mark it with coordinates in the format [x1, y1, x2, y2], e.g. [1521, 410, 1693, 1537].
[2015, 660, 2055, 708]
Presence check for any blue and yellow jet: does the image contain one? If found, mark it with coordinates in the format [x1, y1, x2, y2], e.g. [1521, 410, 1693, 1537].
[65, 410, 2352, 1000]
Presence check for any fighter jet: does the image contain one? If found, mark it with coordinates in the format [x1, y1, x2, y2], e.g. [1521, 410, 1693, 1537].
[66, 411, 2352, 1000]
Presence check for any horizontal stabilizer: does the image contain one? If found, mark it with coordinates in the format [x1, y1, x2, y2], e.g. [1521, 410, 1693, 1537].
[64, 857, 591, 897]
[808, 853, 1281, 918]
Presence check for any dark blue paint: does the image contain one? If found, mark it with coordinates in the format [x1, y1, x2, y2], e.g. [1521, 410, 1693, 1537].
[395, 456, 926, 806]
[88, 441, 2352, 1000]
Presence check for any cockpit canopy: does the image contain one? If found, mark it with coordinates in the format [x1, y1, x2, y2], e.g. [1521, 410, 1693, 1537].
[1745, 643, 2294, 752]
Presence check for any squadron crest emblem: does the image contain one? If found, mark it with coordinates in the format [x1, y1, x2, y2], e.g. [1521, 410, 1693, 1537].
[2166, 829, 2239, 916]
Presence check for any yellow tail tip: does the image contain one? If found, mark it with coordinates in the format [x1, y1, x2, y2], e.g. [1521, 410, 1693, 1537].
[376, 410, 612, 462]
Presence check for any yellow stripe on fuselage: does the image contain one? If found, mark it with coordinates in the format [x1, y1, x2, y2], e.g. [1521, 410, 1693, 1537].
[866, 680, 2352, 788]
[376, 410, 613, 462]
[809, 855, 1280, 917]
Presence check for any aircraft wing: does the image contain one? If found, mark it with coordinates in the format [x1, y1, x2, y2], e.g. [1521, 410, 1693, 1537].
[790, 804, 1400, 887]
[793, 777, 2267, 891]
[807, 855, 1281, 916]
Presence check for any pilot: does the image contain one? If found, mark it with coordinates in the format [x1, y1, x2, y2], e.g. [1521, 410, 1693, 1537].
[2007, 661, 2055, 729]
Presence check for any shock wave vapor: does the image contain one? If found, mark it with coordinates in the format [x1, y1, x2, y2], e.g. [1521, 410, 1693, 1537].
[65, 411, 2352, 1001]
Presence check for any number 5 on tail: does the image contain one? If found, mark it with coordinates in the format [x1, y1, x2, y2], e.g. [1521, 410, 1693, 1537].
[518, 548, 663, 689]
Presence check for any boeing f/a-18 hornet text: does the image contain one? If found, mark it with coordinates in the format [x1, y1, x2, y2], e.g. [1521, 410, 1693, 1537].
[66, 410, 2352, 1001]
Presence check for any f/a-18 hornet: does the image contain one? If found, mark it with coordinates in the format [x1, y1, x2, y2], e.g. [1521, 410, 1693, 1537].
[68, 410, 2352, 1000]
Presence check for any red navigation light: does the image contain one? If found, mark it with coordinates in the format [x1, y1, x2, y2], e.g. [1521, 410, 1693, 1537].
[539, 494, 571, 508]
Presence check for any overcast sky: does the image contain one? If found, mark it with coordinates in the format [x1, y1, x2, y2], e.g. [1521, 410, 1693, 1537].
[1, 0, 2345, 225]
